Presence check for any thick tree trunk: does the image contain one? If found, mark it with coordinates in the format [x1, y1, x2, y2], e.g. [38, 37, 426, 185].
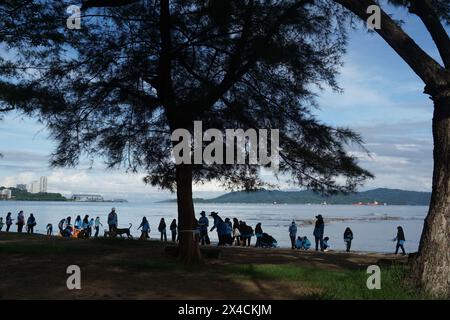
[176, 163, 202, 264]
[413, 97, 450, 298]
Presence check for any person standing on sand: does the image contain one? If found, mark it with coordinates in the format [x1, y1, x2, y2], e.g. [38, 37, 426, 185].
[232, 218, 241, 246]
[0, 217, 4, 232]
[16, 211, 25, 233]
[6, 212, 13, 232]
[137, 217, 150, 240]
[170, 219, 177, 242]
[88, 218, 94, 237]
[94, 217, 102, 237]
[108, 208, 118, 233]
[26, 213, 36, 234]
[343, 227, 353, 252]
[210, 212, 227, 246]
[289, 221, 298, 249]
[313, 214, 325, 251]
[198, 211, 210, 245]
[394, 226, 406, 255]
[158, 218, 167, 242]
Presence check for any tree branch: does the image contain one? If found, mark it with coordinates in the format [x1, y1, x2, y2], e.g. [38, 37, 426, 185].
[409, 0, 450, 69]
[333, 0, 450, 96]
[81, 0, 140, 10]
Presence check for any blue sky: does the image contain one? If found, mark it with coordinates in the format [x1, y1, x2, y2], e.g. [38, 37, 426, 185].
[0, 4, 445, 201]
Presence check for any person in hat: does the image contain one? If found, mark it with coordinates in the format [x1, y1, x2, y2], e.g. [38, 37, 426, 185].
[313, 214, 325, 251]
[198, 211, 210, 245]
[289, 221, 298, 249]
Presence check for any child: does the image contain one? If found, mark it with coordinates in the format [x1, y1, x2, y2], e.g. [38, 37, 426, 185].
[295, 236, 303, 249]
[322, 236, 330, 251]
[394, 226, 406, 255]
[0, 217, 4, 232]
[302, 236, 311, 250]
[138, 217, 150, 240]
[343, 227, 353, 252]
[46, 223, 53, 236]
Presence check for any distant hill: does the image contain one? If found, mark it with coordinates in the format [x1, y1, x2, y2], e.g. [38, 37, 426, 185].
[160, 188, 431, 205]
[0, 187, 68, 201]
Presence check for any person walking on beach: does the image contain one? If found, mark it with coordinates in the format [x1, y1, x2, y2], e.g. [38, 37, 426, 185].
[94, 216, 102, 237]
[170, 219, 177, 242]
[198, 211, 210, 245]
[74, 215, 82, 229]
[5, 212, 13, 232]
[26, 213, 36, 234]
[289, 221, 298, 249]
[394, 226, 406, 255]
[46, 223, 53, 235]
[0, 217, 4, 232]
[255, 223, 263, 247]
[16, 211, 25, 233]
[313, 214, 325, 251]
[108, 208, 118, 233]
[158, 218, 167, 242]
[343, 227, 353, 252]
[232, 218, 241, 246]
[138, 217, 150, 240]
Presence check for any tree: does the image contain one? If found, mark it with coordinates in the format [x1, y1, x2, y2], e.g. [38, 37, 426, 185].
[0, 0, 372, 263]
[332, 0, 450, 297]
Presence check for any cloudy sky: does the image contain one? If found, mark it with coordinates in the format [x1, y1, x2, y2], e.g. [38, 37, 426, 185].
[0, 5, 444, 201]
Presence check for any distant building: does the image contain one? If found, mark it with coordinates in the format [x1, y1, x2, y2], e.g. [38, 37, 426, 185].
[0, 189, 12, 199]
[39, 176, 48, 193]
[71, 194, 104, 202]
[16, 184, 27, 191]
[29, 181, 39, 194]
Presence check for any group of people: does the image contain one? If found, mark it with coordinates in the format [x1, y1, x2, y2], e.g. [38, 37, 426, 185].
[0, 211, 37, 234]
[0, 208, 408, 255]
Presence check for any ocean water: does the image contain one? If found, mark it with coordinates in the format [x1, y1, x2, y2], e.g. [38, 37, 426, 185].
[0, 201, 427, 253]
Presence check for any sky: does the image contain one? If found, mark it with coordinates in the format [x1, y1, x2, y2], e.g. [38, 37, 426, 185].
[0, 4, 445, 201]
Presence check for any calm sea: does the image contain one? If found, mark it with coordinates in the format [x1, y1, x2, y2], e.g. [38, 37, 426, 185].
[0, 201, 427, 253]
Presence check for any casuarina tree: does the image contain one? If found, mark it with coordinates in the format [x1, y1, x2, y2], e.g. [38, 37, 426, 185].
[332, 0, 449, 298]
[0, 0, 372, 262]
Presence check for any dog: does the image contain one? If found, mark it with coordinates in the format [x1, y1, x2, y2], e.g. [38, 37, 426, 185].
[104, 223, 133, 239]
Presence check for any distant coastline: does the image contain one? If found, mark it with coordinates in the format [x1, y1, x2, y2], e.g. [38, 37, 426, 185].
[159, 188, 431, 206]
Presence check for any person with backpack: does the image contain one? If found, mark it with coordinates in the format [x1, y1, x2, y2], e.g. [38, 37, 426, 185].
[170, 219, 177, 242]
[16, 211, 25, 233]
[313, 214, 325, 251]
[289, 221, 298, 249]
[198, 211, 210, 245]
[107, 208, 118, 233]
[26, 213, 36, 234]
[5, 212, 13, 232]
[343, 227, 353, 252]
[394, 226, 406, 255]
[137, 217, 150, 240]
[158, 218, 167, 242]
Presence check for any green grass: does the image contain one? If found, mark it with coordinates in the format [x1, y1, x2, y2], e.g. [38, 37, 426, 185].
[222, 264, 426, 299]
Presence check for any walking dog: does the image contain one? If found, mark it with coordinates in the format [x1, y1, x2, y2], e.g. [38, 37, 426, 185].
[104, 223, 133, 239]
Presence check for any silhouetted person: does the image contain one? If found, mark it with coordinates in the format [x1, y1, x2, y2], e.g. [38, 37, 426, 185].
[138, 217, 150, 240]
[58, 218, 66, 234]
[255, 223, 263, 247]
[289, 221, 297, 249]
[344, 227, 353, 252]
[232, 218, 241, 246]
[16, 211, 25, 233]
[313, 214, 325, 251]
[158, 218, 167, 242]
[170, 219, 177, 242]
[210, 212, 227, 246]
[26, 213, 36, 234]
[394, 226, 406, 255]
[46, 223, 53, 235]
[108, 207, 118, 233]
[198, 211, 210, 245]
[5, 212, 13, 232]
[0, 217, 3, 232]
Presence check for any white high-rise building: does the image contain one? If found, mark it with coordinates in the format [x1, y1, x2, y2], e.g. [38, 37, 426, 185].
[39, 176, 48, 193]
[29, 181, 39, 194]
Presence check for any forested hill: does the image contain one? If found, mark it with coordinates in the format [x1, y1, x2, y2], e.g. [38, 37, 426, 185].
[161, 188, 431, 205]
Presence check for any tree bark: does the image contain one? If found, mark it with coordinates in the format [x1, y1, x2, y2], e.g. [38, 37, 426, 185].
[176, 163, 202, 264]
[413, 96, 450, 298]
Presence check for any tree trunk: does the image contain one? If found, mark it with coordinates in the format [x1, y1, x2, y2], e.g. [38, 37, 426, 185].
[413, 96, 450, 298]
[176, 163, 202, 264]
